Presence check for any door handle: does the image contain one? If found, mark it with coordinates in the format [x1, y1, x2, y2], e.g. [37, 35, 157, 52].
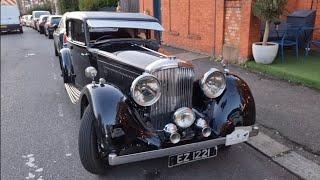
[81, 53, 89, 56]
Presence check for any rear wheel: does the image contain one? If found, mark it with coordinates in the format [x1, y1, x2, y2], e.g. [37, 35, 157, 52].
[79, 105, 108, 175]
[19, 28, 23, 34]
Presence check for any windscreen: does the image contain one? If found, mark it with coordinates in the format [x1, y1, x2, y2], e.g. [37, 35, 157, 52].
[51, 17, 61, 25]
[89, 27, 154, 43]
[35, 12, 50, 18]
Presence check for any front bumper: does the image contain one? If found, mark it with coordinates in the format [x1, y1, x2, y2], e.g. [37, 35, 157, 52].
[108, 125, 259, 165]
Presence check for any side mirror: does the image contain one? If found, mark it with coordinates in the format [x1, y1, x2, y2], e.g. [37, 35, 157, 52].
[53, 24, 58, 29]
[85, 66, 97, 84]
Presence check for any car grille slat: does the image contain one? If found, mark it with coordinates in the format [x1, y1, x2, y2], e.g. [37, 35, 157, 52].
[150, 67, 195, 130]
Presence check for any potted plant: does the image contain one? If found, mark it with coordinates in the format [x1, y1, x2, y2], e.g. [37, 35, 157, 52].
[252, 0, 287, 64]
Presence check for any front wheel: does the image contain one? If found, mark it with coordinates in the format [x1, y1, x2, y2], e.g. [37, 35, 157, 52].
[79, 105, 108, 175]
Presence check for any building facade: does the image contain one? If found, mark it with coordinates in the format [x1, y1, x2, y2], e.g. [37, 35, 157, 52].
[140, 0, 320, 63]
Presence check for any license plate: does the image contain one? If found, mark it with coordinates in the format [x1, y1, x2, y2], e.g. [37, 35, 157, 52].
[168, 147, 217, 167]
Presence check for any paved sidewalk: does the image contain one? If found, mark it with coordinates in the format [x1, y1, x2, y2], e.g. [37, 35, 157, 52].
[160, 45, 320, 155]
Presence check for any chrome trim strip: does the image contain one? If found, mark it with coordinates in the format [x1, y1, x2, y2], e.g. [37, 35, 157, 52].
[108, 126, 259, 165]
[137, 45, 168, 58]
[145, 58, 179, 73]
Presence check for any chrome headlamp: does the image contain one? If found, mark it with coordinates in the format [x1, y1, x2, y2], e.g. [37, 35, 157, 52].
[173, 107, 196, 128]
[130, 74, 161, 106]
[200, 68, 226, 98]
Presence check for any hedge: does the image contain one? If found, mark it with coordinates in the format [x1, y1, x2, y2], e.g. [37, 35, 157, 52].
[58, 0, 79, 14]
[27, 2, 52, 15]
[79, 0, 118, 11]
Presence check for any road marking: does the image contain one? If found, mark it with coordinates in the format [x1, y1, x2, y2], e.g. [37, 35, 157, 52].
[247, 132, 290, 157]
[25, 156, 36, 168]
[25, 172, 35, 179]
[273, 152, 320, 180]
[57, 103, 63, 117]
[63, 134, 72, 158]
[53, 73, 57, 80]
[22, 154, 44, 180]
[25, 53, 35, 58]
[35, 168, 43, 173]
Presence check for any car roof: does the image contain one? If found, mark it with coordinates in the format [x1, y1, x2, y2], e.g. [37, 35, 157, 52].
[49, 15, 62, 18]
[66, 11, 159, 22]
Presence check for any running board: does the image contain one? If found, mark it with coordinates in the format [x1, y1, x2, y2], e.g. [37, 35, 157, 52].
[64, 83, 81, 104]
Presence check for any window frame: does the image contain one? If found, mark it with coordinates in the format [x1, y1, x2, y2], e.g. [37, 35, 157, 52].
[66, 19, 87, 46]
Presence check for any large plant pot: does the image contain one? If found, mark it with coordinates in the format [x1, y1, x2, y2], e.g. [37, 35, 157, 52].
[252, 42, 279, 64]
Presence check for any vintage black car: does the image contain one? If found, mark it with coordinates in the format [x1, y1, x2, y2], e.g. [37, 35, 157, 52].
[59, 12, 259, 174]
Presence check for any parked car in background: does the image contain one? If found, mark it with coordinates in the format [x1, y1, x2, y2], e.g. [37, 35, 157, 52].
[44, 15, 62, 39]
[26, 15, 33, 27]
[1, 5, 23, 33]
[32, 10, 50, 30]
[37, 15, 49, 34]
[20, 15, 29, 26]
[59, 12, 259, 175]
[53, 13, 68, 56]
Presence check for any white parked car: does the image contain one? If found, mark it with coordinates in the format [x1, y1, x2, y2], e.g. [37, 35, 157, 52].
[26, 15, 33, 27]
[32, 10, 50, 30]
[1, 5, 23, 33]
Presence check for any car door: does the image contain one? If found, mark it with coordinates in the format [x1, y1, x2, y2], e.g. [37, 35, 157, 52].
[67, 19, 91, 88]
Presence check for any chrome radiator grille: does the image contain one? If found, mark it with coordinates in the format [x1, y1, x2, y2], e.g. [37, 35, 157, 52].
[150, 67, 195, 130]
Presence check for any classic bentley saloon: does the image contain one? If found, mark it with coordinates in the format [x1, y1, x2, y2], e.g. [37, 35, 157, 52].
[59, 12, 259, 174]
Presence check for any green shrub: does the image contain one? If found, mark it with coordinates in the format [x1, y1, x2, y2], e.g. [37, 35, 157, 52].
[27, 2, 52, 15]
[79, 0, 118, 11]
[253, 0, 288, 45]
[58, 0, 79, 14]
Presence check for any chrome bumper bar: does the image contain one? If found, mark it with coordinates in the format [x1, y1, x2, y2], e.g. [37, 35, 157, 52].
[108, 126, 259, 166]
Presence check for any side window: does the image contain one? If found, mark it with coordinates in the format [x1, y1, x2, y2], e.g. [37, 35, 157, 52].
[72, 20, 85, 43]
[59, 17, 65, 29]
[66, 20, 72, 38]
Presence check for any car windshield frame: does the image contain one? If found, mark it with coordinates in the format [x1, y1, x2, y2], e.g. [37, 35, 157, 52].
[86, 19, 164, 32]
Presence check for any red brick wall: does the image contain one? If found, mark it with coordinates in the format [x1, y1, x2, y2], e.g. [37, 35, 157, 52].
[140, 0, 224, 56]
[140, 0, 318, 62]
[140, 0, 154, 16]
[313, 1, 320, 40]
[224, 0, 241, 46]
[160, 0, 216, 54]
